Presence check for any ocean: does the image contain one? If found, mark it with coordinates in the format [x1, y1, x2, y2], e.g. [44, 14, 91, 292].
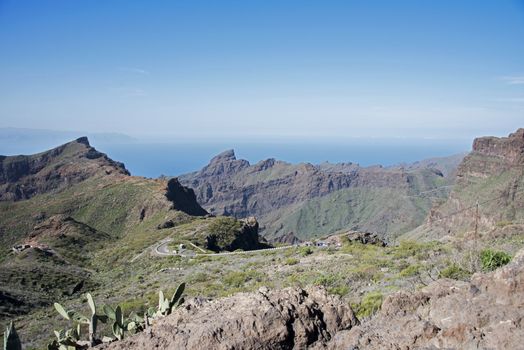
[0, 136, 472, 178]
[98, 139, 472, 178]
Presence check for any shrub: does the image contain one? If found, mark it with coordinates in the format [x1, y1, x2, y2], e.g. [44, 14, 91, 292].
[480, 249, 511, 271]
[120, 296, 147, 314]
[299, 247, 313, 256]
[284, 257, 299, 265]
[328, 285, 350, 297]
[313, 274, 338, 287]
[354, 291, 383, 318]
[223, 270, 262, 288]
[439, 263, 471, 280]
[393, 240, 443, 260]
[312, 274, 349, 297]
[341, 241, 380, 260]
[347, 264, 383, 283]
[398, 264, 421, 277]
[393, 240, 423, 258]
[188, 272, 209, 283]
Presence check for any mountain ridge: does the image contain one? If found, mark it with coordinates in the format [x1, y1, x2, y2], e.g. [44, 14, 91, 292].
[179, 149, 463, 241]
[0, 137, 130, 201]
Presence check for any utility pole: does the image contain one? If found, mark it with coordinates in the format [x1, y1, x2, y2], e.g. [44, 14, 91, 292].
[474, 200, 479, 238]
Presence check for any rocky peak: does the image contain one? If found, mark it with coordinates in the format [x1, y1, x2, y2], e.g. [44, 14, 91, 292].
[209, 149, 237, 164]
[200, 149, 250, 177]
[75, 136, 90, 146]
[252, 158, 276, 171]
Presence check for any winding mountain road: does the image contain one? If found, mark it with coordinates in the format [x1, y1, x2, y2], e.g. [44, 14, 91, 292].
[155, 240, 174, 255]
[153, 239, 296, 258]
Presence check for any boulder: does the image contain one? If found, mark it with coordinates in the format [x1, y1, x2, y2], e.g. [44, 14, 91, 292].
[97, 286, 358, 350]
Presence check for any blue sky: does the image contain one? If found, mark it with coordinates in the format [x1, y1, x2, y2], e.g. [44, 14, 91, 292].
[0, 0, 523, 141]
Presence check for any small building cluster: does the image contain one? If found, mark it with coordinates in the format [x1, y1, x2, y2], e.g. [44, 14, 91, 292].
[12, 244, 31, 253]
[301, 240, 340, 248]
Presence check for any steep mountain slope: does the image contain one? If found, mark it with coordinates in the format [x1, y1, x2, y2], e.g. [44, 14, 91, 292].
[408, 128, 524, 240]
[0, 138, 264, 324]
[0, 138, 208, 256]
[179, 150, 461, 241]
[0, 136, 129, 201]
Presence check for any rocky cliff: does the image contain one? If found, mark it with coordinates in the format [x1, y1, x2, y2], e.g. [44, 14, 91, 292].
[408, 128, 524, 240]
[179, 150, 461, 241]
[0, 137, 208, 218]
[472, 128, 524, 164]
[165, 178, 208, 216]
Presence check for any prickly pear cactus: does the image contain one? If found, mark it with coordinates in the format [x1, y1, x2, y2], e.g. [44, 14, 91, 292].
[4, 322, 22, 350]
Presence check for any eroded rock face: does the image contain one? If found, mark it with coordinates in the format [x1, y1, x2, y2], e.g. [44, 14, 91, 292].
[179, 150, 458, 241]
[472, 128, 524, 165]
[327, 248, 524, 350]
[165, 178, 208, 216]
[408, 128, 524, 240]
[455, 128, 524, 182]
[98, 286, 358, 350]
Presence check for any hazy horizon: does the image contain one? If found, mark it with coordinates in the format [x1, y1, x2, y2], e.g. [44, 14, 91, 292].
[1, 1, 524, 140]
[0, 126, 472, 178]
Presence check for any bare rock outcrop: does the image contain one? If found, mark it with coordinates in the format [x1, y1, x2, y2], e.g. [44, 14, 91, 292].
[165, 178, 208, 216]
[98, 286, 358, 350]
[346, 231, 387, 246]
[472, 127, 524, 165]
[327, 248, 524, 350]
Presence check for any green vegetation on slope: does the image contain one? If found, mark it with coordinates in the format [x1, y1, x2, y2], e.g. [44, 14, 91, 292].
[3, 221, 522, 349]
[265, 183, 450, 241]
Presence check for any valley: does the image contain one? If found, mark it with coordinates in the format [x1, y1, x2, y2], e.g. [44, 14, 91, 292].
[178, 149, 463, 243]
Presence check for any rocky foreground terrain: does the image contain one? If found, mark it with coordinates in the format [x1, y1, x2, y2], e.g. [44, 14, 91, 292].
[330, 247, 524, 349]
[98, 247, 524, 350]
